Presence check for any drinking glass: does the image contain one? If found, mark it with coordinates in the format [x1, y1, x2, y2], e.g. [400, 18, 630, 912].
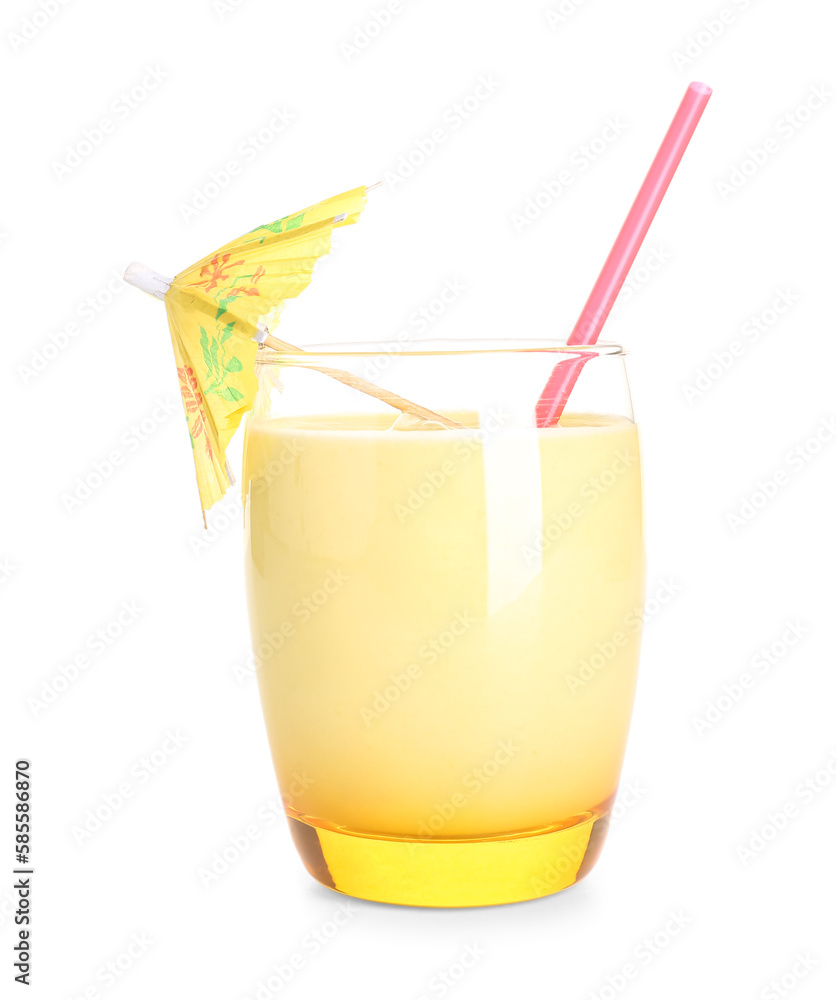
[242, 339, 644, 907]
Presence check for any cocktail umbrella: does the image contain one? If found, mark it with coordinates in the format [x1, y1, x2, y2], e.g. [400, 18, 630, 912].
[125, 186, 458, 522]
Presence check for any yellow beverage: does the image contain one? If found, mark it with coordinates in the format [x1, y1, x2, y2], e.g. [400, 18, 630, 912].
[243, 410, 644, 906]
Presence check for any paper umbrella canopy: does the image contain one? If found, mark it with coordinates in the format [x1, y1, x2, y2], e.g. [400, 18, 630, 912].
[124, 186, 369, 519]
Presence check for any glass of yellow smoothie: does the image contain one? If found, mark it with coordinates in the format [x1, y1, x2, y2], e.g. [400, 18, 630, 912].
[242, 340, 644, 907]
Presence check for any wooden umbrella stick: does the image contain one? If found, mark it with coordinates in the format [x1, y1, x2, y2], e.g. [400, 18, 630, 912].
[122, 264, 463, 429]
[259, 332, 465, 429]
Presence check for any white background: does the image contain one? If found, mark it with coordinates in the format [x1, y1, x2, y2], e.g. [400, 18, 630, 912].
[3, 0, 835, 997]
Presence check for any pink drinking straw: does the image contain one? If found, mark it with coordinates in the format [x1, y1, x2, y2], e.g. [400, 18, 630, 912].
[535, 81, 713, 427]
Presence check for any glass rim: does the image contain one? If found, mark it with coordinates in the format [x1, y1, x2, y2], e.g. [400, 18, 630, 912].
[254, 338, 627, 361]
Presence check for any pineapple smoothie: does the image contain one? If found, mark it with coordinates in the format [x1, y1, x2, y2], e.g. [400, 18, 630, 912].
[243, 410, 644, 845]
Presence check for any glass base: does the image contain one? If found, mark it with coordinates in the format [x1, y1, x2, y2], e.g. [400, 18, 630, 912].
[287, 813, 610, 908]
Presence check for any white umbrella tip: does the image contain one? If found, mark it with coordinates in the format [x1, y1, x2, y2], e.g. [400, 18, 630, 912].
[123, 262, 171, 300]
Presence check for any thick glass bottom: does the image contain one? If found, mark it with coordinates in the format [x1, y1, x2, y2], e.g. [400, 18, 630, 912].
[287, 812, 610, 908]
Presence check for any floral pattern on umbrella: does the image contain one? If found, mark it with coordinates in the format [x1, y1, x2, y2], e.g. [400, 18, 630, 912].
[160, 186, 369, 518]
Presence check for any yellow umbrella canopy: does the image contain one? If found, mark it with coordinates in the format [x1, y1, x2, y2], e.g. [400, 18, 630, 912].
[125, 186, 369, 519]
